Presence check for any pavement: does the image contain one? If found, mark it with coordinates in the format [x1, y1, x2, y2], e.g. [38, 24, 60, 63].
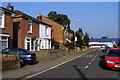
[2, 49, 95, 79]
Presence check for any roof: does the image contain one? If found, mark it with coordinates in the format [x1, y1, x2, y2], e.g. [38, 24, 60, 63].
[13, 10, 52, 27]
[66, 29, 74, 34]
[90, 38, 120, 44]
[0, 6, 15, 14]
[40, 14, 65, 28]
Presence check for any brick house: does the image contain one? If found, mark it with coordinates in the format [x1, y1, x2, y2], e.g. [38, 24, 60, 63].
[12, 10, 40, 51]
[5, 3, 52, 51]
[0, 6, 15, 51]
[37, 14, 65, 47]
[65, 28, 74, 43]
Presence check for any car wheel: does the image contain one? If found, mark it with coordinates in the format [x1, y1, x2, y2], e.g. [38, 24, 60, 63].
[19, 59, 24, 68]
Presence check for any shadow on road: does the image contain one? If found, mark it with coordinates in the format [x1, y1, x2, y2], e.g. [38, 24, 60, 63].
[73, 65, 88, 80]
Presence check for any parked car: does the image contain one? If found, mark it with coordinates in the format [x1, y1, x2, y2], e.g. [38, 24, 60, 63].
[1, 48, 36, 68]
[104, 48, 120, 69]
[101, 46, 111, 59]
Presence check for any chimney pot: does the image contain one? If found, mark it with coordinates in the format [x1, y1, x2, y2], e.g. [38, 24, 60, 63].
[6, 3, 14, 11]
[37, 13, 42, 21]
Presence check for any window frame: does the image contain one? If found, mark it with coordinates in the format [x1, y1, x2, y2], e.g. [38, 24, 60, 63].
[28, 20, 32, 33]
[0, 11, 4, 28]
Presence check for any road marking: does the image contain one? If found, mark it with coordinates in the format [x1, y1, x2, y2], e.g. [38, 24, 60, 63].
[85, 53, 99, 69]
[24, 52, 90, 79]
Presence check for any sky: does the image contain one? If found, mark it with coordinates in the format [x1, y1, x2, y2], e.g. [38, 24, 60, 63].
[2, 2, 119, 38]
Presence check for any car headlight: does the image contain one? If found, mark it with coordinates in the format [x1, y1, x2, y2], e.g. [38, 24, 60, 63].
[106, 60, 115, 64]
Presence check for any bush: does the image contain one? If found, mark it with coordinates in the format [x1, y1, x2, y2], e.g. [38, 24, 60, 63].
[51, 38, 60, 49]
[65, 42, 74, 49]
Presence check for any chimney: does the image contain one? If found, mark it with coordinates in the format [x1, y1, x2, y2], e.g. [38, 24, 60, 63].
[6, 3, 14, 11]
[37, 13, 42, 21]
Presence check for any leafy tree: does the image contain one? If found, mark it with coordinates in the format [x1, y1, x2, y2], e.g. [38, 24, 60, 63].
[65, 42, 74, 49]
[76, 31, 83, 48]
[47, 11, 70, 27]
[78, 28, 83, 32]
[84, 32, 90, 47]
[51, 38, 60, 49]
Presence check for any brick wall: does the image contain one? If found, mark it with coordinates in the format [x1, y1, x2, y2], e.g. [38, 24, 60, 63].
[1, 54, 20, 72]
[13, 17, 39, 48]
[1, 12, 13, 48]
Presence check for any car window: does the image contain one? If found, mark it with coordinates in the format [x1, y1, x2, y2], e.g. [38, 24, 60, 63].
[19, 50, 28, 54]
[107, 50, 120, 57]
[9, 49, 19, 54]
[2, 48, 10, 54]
[20, 49, 33, 54]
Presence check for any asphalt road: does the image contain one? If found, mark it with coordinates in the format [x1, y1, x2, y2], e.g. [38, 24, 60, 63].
[27, 50, 120, 79]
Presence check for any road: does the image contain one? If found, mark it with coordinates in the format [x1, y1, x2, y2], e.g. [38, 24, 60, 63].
[26, 50, 120, 79]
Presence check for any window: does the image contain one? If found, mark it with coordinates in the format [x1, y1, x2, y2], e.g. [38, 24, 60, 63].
[45, 26, 48, 36]
[0, 12, 4, 28]
[48, 40, 51, 49]
[0, 35, 9, 51]
[28, 20, 32, 33]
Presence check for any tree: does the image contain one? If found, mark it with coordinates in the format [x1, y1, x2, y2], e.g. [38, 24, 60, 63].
[76, 32, 83, 48]
[51, 38, 60, 49]
[78, 28, 83, 32]
[84, 32, 90, 47]
[47, 11, 70, 27]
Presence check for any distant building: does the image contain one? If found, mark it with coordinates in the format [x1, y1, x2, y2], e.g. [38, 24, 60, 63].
[89, 38, 118, 48]
[65, 28, 74, 43]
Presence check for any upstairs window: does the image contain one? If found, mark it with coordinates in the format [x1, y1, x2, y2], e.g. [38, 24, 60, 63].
[45, 26, 48, 36]
[0, 12, 4, 28]
[28, 20, 32, 33]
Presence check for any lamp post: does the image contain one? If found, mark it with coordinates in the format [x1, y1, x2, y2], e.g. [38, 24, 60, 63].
[74, 20, 80, 54]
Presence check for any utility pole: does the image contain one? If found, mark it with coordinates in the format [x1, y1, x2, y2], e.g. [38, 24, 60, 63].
[74, 20, 80, 54]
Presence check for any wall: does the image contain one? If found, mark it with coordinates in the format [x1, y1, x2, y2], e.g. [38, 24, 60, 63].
[37, 15, 65, 46]
[1, 12, 13, 48]
[39, 24, 51, 39]
[1, 54, 20, 72]
[13, 17, 39, 49]
[33, 49, 65, 60]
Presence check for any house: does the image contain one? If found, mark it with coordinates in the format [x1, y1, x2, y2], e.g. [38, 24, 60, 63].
[36, 14, 65, 47]
[37, 14, 52, 49]
[0, 6, 15, 51]
[4, 3, 40, 51]
[65, 28, 74, 43]
[4, 3, 52, 51]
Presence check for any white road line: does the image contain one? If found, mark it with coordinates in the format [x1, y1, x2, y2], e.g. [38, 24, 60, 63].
[85, 53, 99, 69]
[25, 52, 90, 79]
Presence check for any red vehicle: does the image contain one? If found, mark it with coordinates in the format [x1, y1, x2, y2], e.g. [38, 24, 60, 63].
[104, 48, 120, 69]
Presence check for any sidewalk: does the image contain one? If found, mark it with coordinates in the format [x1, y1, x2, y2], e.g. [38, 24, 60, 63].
[2, 49, 95, 79]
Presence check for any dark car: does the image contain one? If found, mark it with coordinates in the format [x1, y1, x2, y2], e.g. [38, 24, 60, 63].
[1, 48, 36, 68]
[101, 46, 111, 59]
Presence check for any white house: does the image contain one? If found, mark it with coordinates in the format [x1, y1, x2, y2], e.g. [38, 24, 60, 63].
[39, 23, 52, 49]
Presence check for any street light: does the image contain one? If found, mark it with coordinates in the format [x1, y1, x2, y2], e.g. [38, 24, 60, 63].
[74, 19, 80, 54]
